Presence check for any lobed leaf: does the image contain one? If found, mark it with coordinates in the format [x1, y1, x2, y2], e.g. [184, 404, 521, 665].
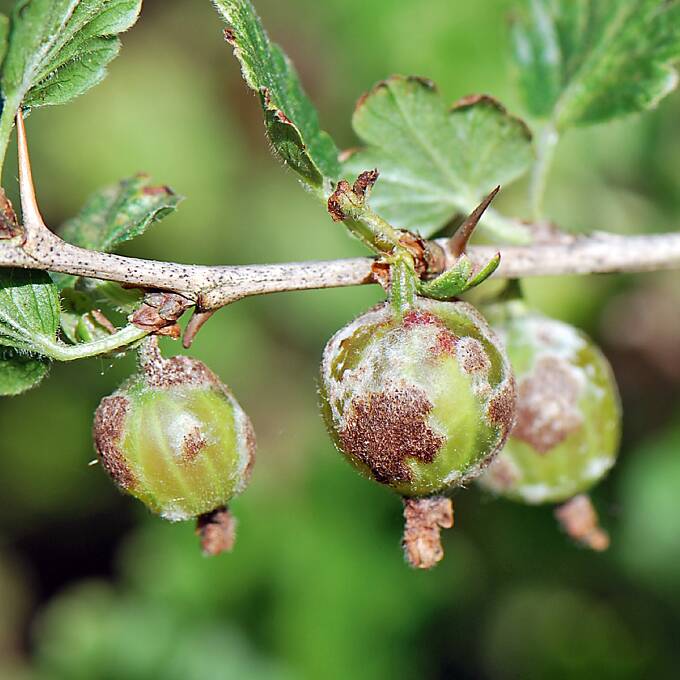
[343, 77, 533, 239]
[0, 267, 60, 353]
[55, 174, 182, 289]
[212, 0, 340, 191]
[512, 0, 680, 128]
[0, 345, 49, 395]
[1, 0, 142, 111]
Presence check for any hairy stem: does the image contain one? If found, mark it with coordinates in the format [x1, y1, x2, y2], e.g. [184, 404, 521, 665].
[32, 324, 149, 361]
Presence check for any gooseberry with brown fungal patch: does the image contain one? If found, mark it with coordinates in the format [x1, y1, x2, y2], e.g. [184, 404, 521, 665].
[477, 301, 621, 550]
[93, 338, 255, 554]
[319, 297, 516, 568]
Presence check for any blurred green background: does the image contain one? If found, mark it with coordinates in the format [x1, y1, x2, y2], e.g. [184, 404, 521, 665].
[1, 0, 680, 678]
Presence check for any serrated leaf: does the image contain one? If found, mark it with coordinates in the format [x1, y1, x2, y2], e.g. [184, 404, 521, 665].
[343, 77, 533, 240]
[212, 0, 340, 191]
[0, 346, 49, 395]
[54, 174, 182, 289]
[1, 0, 141, 111]
[0, 268, 60, 352]
[512, 0, 680, 128]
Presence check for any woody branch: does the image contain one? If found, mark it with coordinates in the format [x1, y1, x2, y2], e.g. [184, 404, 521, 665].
[2, 113, 680, 313]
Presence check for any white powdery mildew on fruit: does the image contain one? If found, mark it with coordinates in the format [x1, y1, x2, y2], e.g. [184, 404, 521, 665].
[160, 502, 192, 522]
[167, 411, 209, 459]
[230, 396, 256, 495]
[583, 456, 615, 481]
[517, 483, 553, 504]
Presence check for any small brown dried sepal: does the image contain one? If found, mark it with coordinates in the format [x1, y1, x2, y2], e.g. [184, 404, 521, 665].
[0, 190, 22, 240]
[402, 496, 454, 569]
[131, 291, 193, 338]
[398, 231, 446, 278]
[554, 494, 610, 552]
[327, 170, 379, 222]
[196, 506, 237, 556]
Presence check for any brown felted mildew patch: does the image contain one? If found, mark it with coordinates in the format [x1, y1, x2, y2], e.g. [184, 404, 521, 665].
[93, 395, 136, 490]
[241, 415, 257, 486]
[457, 337, 491, 374]
[487, 377, 517, 438]
[140, 340, 222, 391]
[434, 329, 459, 356]
[196, 506, 237, 556]
[513, 356, 582, 454]
[403, 310, 446, 329]
[402, 496, 454, 569]
[182, 427, 207, 463]
[338, 387, 445, 484]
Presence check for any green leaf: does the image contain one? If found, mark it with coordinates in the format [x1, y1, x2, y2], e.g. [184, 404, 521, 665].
[212, 0, 340, 192]
[512, 0, 680, 128]
[0, 268, 60, 352]
[343, 78, 533, 241]
[1, 0, 142, 111]
[54, 174, 182, 289]
[0, 346, 49, 395]
[0, 14, 10, 67]
[418, 252, 500, 300]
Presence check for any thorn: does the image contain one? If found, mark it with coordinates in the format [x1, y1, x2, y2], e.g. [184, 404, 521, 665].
[16, 110, 47, 234]
[449, 185, 500, 258]
[183, 309, 216, 348]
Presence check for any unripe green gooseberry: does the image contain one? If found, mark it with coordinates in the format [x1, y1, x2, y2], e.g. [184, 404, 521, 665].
[93, 341, 255, 522]
[319, 298, 516, 497]
[477, 301, 621, 504]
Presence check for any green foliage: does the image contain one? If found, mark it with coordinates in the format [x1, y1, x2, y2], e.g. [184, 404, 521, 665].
[0, 345, 49, 394]
[0, 268, 59, 352]
[55, 174, 182, 290]
[1, 0, 142, 111]
[0, 268, 58, 393]
[512, 0, 680, 128]
[33, 583, 293, 680]
[343, 79, 533, 240]
[419, 252, 500, 300]
[212, 0, 340, 192]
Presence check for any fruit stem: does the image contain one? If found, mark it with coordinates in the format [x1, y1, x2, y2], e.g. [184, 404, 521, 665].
[137, 335, 167, 380]
[554, 494, 610, 551]
[389, 256, 419, 318]
[402, 496, 454, 569]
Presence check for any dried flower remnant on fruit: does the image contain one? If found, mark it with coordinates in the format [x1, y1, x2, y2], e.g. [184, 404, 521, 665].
[196, 506, 237, 556]
[478, 304, 621, 514]
[402, 496, 454, 569]
[92, 339, 255, 543]
[555, 495, 609, 552]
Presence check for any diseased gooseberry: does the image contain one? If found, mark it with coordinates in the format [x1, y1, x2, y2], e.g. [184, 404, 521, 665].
[477, 301, 621, 550]
[93, 338, 255, 554]
[319, 297, 516, 567]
